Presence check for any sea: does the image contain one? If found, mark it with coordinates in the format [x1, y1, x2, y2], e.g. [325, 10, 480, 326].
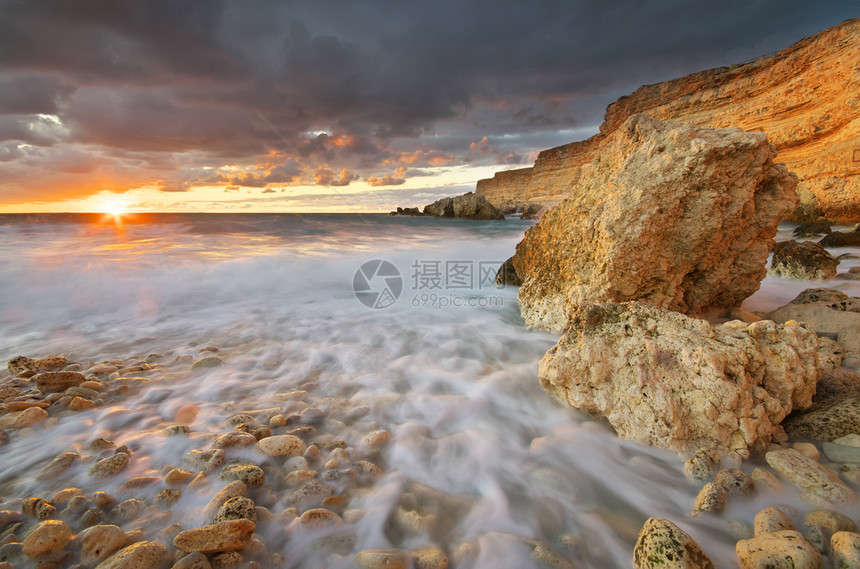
[0, 212, 859, 568]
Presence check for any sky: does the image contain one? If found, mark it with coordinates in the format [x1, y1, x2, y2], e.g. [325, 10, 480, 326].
[0, 1, 856, 213]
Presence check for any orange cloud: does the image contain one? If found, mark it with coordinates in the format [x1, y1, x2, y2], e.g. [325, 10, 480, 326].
[313, 166, 358, 187]
[367, 167, 407, 186]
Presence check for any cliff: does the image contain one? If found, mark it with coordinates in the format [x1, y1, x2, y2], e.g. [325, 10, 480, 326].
[477, 18, 860, 221]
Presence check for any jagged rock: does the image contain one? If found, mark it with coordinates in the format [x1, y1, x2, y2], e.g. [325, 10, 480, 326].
[7, 355, 68, 376]
[793, 222, 832, 237]
[736, 530, 821, 569]
[768, 298, 860, 337]
[791, 288, 850, 305]
[389, 206, 424, 216]
[422, 193, 504, 220]
[769, 240, 839, 280]
[784, 394, 860, 441]
[494, 257, 522, 287]
[539, 302, 820, 456]
[513, 115, 797, 331]
[633, 517, 715, 569]
[479, 21, 860, 223]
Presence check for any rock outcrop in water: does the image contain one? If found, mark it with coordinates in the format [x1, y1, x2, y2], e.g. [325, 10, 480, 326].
[512, 115, 797, 331]
[539, 302, 820, 457]
[769, 240, 839, 280]
[478, 19, 859, 221]
[390, 192, 504, 220]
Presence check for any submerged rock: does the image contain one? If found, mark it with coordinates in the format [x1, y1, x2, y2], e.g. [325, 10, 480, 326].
[736, 530, 821, 569]
[173, 519, 256, 554]
[513, 115, 797, 331]
[769, 240, 839, 280]
[539, 302, 820, 456]
[633, 517, 715, 569]
[32, 371, 86, 392]
[494, 257, 523, 287]
[765, 448, 855, 506]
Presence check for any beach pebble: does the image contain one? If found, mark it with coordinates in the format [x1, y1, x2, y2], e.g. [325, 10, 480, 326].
[5, 400, 50, 411]
[210, 551, 242, 569]
[165, 467, 196, 485]
[0, 406, 48, 428]
[213, 497, 256, 524]
[21, 520, 72, 559]
[32, 371, 86, 392]
[184, 449, 224, 472]
[633, 517, 715, 569]
[412, 546, 449, 569]
[831, 531, 860, 567]
[792, 442, 820, 461]
[736, 530, 821, 569]
[285, 470, 317, 486]
[294, 508, 343, 530]
[114, 498, 143, 521]
[172, 551, 213, 569]
[715, 468, 755, 495]
[203, 481, 247, 520]
[803, 509, 858, 553]
[286, 480, 335, 508]
[156, 489, 182, 507]
[69, 396, 96, 410]
[79, 524, 126, 566]
[751, 467, 784, 494]
[360, 429, 391, 448]
[355, 549, 411, 569]
[754, 507, 796, 536]
[50, 487, 84, 505]
[173, 519, 256, 554]
[94, 540, 169, 569]
[213, 431, 257, 448]
[268, 414, 286, 428]
[22, 497, 56, 520]
[690, 482, 727, 516]
[219, 463, 265, 487]
[683, 448, 721, 483]
[822, 441, 860, 463]
[191, 356, 223, 370]
[87, 452, 130, 478]
[256, 434, 306, 457]
[8, 355, 67, 376]
[765, 448, 855, 505]
[89, 365, 118, 375]
[35, 452, 80, 481]
[834, 434, 860, 448]
[92, 492, 116, 510]
[80, 508, 103, 526]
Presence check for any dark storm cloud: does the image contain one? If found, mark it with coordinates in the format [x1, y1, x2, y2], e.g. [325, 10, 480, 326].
[0, 0, 855, 202]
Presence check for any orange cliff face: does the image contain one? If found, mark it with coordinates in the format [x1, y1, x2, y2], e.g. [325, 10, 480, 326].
[477, 18, 860, 222]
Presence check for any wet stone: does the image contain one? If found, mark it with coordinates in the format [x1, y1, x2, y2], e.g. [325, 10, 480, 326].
[218, 463, 265, 487]
[94, 540, 169, 569]
[287, 480, 335, 508]
[751, 467, 784, 494]
[156, 489, 182, 507]
[21, 520, 72, 559]
[255, 434, 306, 457]
[211, 551, 243, 569]
[32, 371, 86, 393]
[684, 448, 721, 483]
[78, 524, 126, 566]
[172, 551, 213, 569]
[213, 431, 256, 448]
[68, 396, 95, 411]
[715, 468, 755, 496]
[165, 467, 196, 485]
[355, 549, 411, 569]
[412, 546, 449, 569]
[766, 448, 856, 506]
[87, 452, 130, 479]
[173, 519, 256, 554]
[633, 517, 715, 569]
[803, 509, 858, 553]
[736, 530, 821, 569]
[203, 481, 247, 521]
[35, 453, 80, 481]
[213, 497, 256, 524]
[184, 449, 225, 472]
[690, 482, 727, 517]
[191, 356, 224, 370]
[754, 507, 796, 536]
[831, 531, 860, 567]
[0, 406, 48, 428]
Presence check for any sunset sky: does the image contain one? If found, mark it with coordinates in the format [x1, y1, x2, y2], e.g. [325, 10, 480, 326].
[0, 1, 855, 213]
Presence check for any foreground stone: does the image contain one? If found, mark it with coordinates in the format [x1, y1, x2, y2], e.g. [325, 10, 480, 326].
[32, 371, 86, 392]
[769, 240, 839, 280]
[21, 520, 72, 559]
[513, 115, 797, 331]
[79, 524, 126, 566]
[355, 549, 411, 569]
[256, 434, 306, 457]
[539, 302, 819, 456]
[0, 406, 48, 429]
[831, 531, 860, 567]
[173, 519, 256, 554]
[94, 540, 168, 569]
[765, 448, 855, 506]
[736, 530, 821, 569]
[633, 517, 715, 569]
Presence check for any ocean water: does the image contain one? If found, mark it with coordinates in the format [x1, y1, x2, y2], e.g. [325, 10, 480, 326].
[0, 213, 859, 568]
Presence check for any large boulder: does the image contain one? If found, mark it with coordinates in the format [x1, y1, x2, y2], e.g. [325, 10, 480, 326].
[769, 240, 839, 280]
[539, 302, 820, 457]
[423, 193, 504, 220]
[513, 115, 798, 331]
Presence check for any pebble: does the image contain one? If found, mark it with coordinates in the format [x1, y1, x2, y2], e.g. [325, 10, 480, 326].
[32, 371, 86, 392]
[89, 365, 118, 375]
[219, 463, 265, 487]
[191, 356, 224, 370]
[792, 442, 820, 461]
[173, 519, 256, 554]
[21, 520, 72, 559]
[184, 449, 225, 472]
[213, 497, 256, 524]
[683, 448, 721, 483]
[5, 400, 50, 411]
[633, 517, 715, 569]
[831, 531, 860, 567]
[736, 530, 821, 569]
[822, 441, 860, 463]
[165, 467, 196, 485]
[754, 507, 796, 536]
[156, 489, 182, 507]
[355, 549, 411, 569]
[22, 497, 56, 520]
[255, 434, 306, 457]
[87, 452, 130, 478]
[285, 470, 317, 486]
[79, 524, 126, 566]
[803, 509, 858, 553]
[213, 432, 257, 448]
[174, 403, 199, 425]
[93, 540, 169, 569]
[765, 448, 856, 505]
[69, 396, 96, 410]
[751, 467, 784, 494]
[35, 453, 80, 481]
[50, 487, 84, 505]
[172, 551, 213, 569]
[8, 355, 68, 376]
[287, 480, 335, 508]
[203, 481, 247, 520]
[211, 551, 243, 569]
[690, 482, 727, 516]
[715, 468, 755, 495]
[361, 429, 391, 448]
[92, 492, 116, 510]
[296, 508, 343, 529]
[412, 546, 449, 569]
[0, 406, 48, 428]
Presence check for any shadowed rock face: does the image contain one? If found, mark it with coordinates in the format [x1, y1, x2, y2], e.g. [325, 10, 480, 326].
[478, 19, 859, 222]
[513, 115, 797, 332]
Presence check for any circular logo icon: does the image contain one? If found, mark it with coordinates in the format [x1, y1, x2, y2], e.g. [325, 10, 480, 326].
[353, 259, 402, 309]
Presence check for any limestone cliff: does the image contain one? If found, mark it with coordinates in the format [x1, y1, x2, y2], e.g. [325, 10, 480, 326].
[478, 18, 860, 221]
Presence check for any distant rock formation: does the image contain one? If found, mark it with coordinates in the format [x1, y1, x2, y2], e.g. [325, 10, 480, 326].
[390, 192, 504, 220]
[478, 18, 859, 222]
[540, 302, 820, 457]
[513, 115, 797, 331]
